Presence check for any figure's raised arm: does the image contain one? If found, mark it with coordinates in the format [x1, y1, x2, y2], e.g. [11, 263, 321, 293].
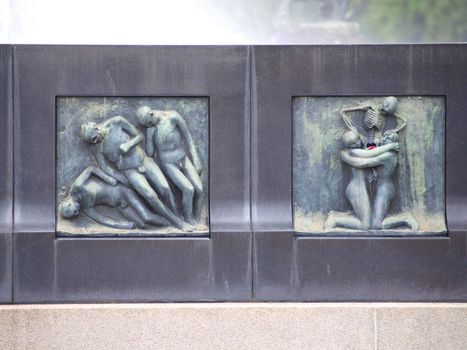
[72, 166, 116, 189]
[83, 207, 135, 229]
[174, 113, 202, 173]
[348, 143, 399, 158]
[70, 166, 94, 193]
[88, 166, 118, 185]
[393, 113, 407, 133]
[109, 116, 143, 154]
[340, 105, 368, 131]
[146, 127, 155, 157]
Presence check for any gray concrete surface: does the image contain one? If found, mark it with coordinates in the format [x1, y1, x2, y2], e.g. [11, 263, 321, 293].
[0, 303, 466, 349]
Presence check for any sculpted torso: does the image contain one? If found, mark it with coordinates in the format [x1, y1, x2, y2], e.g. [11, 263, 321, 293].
[74, 179, 123, 209]
[154, 117, 186, 164]
[100, 121, 145, 169]
[346, 167, 369, 200]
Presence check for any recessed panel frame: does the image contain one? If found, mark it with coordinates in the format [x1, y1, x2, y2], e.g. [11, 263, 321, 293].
[0, 45, 13, 303]
[13, 45, 252, 302]
[252, 45, 467, 301]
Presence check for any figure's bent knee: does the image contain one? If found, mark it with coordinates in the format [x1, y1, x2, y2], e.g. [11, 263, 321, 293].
[183, 184, 195, 197]
[194, 183, 203, 195]
[144, 193, 160, 203]
[361, 217, 371, 230]
[361, 222, 371, 230]
[140, 212, 152, 223]
[371, 219, 382, 230]
[161, 184, 172, 196]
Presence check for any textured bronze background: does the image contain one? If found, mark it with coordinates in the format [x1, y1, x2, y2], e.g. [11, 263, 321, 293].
[56, 97, 209, 235]
[293, 96, 445, 235]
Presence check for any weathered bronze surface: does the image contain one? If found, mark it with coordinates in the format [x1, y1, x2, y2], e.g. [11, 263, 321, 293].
[57, 97, 209, 235]
[293, 96, 445, 235]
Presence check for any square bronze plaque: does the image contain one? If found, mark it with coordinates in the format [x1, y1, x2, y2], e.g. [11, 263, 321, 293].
[293, 96, 446, 236]
[56, 97, 209, 236]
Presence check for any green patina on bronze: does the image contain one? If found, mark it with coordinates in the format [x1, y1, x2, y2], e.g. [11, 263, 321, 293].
[293, 96, 445, 235]
[57, 97, 209, 236]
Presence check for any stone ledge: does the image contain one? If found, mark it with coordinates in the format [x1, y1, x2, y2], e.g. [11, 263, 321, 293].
[0, 303, 466, 349]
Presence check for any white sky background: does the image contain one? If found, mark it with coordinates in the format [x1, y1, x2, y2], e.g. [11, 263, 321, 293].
[1, 0, 465, 44]
[0, 0, 278, 44]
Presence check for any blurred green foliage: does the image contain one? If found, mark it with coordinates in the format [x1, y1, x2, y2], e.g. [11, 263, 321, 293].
[347, 0, 467, 42]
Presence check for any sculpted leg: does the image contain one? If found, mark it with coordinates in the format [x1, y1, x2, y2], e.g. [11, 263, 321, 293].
[381, 213, 419, 230]
[162, 162, 196, 224]
[141, 212, 171, 227]
[122, 189, 171, 227]
[346, 182, 372, 230]
[123, 169, 188, 230]
[327, 175, 372, 230]
[371, 183, 395, 229]
[183, 157, 204, 221]
[325, 211, 366, 230]
[371, 153, 398, 229]
[143, 157, 177, 213]
[116, 205, 146, 229]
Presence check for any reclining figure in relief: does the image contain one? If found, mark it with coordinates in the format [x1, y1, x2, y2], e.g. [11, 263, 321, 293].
[59, 166, 171, 230]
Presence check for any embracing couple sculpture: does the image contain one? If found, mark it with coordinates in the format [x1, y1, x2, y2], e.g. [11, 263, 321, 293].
[325, 96, 419, 231]
[59, 107, 204, 232]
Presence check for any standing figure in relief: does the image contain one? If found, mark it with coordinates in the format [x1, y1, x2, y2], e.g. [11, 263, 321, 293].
[137, 107, 204, 225]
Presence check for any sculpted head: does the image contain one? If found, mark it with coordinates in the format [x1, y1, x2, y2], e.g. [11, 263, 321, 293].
[136, 106, 154, 127]
[137, 106, 181, 127]
[136, 106, 165, 127]
[342, 130, 362, 149]
[381, 96, 398, 115]
[59, 195, 80, 219]
[383, 130, 399, 144]
[80, 121, 104, 144]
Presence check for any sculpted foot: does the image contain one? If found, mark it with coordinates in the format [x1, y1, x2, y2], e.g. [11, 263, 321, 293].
[325, 213, 337, 230]
[406, 214, 419, 230]
[181, 224, 194, 232]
